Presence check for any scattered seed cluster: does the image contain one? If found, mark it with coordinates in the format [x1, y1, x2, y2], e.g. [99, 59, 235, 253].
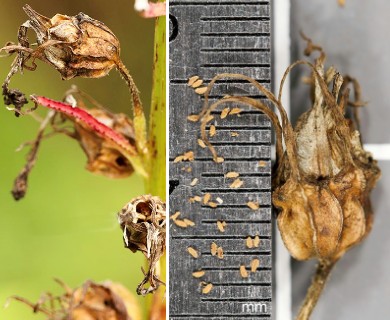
[170, 76, 266, 296]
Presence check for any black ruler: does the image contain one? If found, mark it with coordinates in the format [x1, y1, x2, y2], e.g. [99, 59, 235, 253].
[169, 1, 272, 319]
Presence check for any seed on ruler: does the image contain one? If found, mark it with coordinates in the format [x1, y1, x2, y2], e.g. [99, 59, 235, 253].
[215, 157, 224, 163]
[191, 79, 203, 88]
[184, 151, 194, 161]
[189, 196, 202, 203]
[186, 167, 192, 172]
[230, 107, 242, 115]
[197, 139, 206, 148]
[174, 151, 194, 163]
[231, 132, 239, 137]
[187, 247, 199, 258]
[192, 270, 206, 278]
[209, 125, 216, 137]
[240, 265, 249, 278]
[203, 193, 211, 204]
[202, 282, 213, 294]
[251, 258, 260, 272]
[183, 218, 195, 226]
[187, 114, 199, 122]
[246, 236, 254, 248]
[170, 211, 181, 220]
[205, 114, 214, 123]
[208, 202, 218, 208]
[174, 219, 188, 228]
[187, 75, 199, 86]
[190, 178, 198, 186]
[247, 201, 259, 210]
[220, 107, 230, 119]
[225, 171, 239, 178]
[195, 87, 208, 95]
[258, 160, 267, 167]
[216, 197, 223, 204]
[211, 242, 218, 256]
[217, 221, 226, 232]
[217, 246, 224, 259]
[230, 178, 243, 189]
[254, 235, 261, 247]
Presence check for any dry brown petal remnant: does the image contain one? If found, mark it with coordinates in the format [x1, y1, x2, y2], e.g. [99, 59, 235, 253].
[118, 195, 166, 295]
[9, 279, 142, 320]
[189, 37, 381, 319]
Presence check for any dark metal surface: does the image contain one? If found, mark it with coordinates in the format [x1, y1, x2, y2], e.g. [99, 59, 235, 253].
[169, 1, 272, 318]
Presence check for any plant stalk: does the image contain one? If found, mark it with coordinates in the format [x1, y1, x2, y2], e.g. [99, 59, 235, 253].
[144, 9, 166, 320]
[296, 259, 336, 320]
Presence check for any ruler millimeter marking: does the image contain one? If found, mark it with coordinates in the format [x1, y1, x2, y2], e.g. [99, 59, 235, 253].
[169, 1, 272, 319]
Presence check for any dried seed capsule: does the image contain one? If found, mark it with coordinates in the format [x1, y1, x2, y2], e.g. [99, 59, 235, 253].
[118, 195, 166, 295]
[20, 5, 121, 80]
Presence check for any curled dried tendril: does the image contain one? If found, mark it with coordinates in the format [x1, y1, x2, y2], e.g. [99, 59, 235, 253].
[189, 37, 380, 320]
[7, 279, 142, 320]
[118, 195, 166, 295]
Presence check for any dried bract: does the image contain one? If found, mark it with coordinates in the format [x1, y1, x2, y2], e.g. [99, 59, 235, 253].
[10, 279, 141, 320]
[118, 195, 166, 295]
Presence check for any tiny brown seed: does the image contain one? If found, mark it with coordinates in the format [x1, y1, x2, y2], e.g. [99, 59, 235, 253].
[253, 235, 261, 247]
[170, 211, 181, 220]
[195, 87, 208, 95]
[251, 258, 260, 272]
[208, 202, 218, 208]
[188, 75, 199, 86]
[217, 246, 224, 259]
[192, 79, 203, 88]
[225, 171, 239, 178]
[190, 178, 199, 186]
[202, 283, 213, 294]
[197, 139, 206, 148]
[203, 193, 211, 204]
[184, 218, 195, 226]
[215, 157, 224, 163]
[217, 221, 226, 232]
[247, 201, 259, 210]
[230, 107, 242, 115]
[174, 219, 188, 228]
[230, 178, 243, 189]
[187, 247, 199, 258]
[192, 270, 206, 278]
[221, 107, 230, 119]
[187, 114, 200, 122]
[240, 265, 249, 278]
[211, 242, 218, 256]
[209, 125, 216, 137]
[246, 236, 254, 248]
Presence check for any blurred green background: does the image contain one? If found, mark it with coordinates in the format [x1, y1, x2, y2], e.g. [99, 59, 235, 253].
[0, 1, 155, 319]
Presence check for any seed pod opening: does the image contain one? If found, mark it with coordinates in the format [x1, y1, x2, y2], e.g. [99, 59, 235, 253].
[118, 195, 166, 295]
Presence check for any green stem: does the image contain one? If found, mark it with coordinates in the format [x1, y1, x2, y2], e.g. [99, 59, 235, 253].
[144, 12, 166, 320]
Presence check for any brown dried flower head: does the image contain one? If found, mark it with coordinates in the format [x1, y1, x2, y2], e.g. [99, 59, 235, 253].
[15, 4, 120, 80]
[72, 108, 136, 178]
[10, 279, 142, 320]
[118, 195, 166, 295]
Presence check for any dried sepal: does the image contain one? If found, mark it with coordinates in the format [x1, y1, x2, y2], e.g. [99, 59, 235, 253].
[118, 195, 166, 295]
[9, 279, 142, 320]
